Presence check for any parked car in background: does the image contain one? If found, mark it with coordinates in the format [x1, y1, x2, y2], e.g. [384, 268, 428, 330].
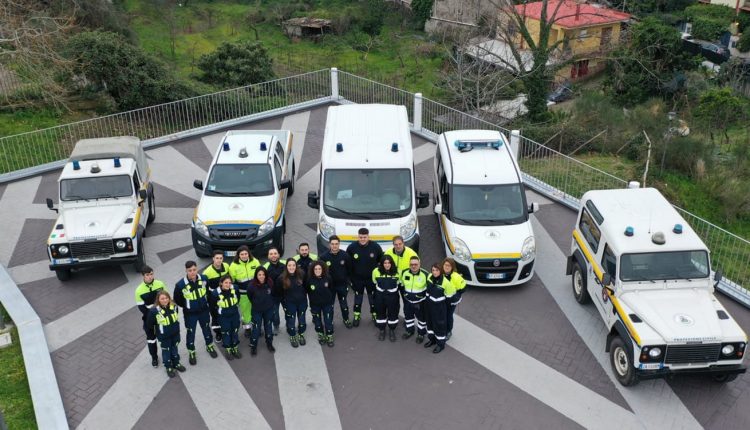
[548, 83, 573, 103]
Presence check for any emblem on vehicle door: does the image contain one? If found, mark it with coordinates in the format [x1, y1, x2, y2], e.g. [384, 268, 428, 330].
[674, 314, 694, 326]
[485, 230, 500, 239]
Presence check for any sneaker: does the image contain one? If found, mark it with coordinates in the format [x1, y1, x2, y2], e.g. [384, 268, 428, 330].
[214, 332, 222, 343]
[416, 335, 424, 344]
[352, 316, 360, 328]
[327, 335, 335, 348]
[402, 331, 414, 340]
[318, 333, 326, 345]
[207, 344, 218, 358]
[188, 351, 197, 365]
[389, 329, 397, 342]
[433, 344, 445, 354]
[226, 349, 235, 361]
[344, 320, 352, 329]
[267, 343, 276, 353]
[166, 368, 175, 378]
[424, 339, 436, 348]
[290, 335, 299, 348]
[175, 363, 187, 372]
[250, 346, 257, 356]
[151, 357, 159, 368]
[298, 334, 306, 346]
[378, 330, 386, 341]
[233, 347, 242, 359]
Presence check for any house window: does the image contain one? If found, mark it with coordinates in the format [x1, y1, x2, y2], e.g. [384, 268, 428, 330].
[600, 27, 612, 49]
[571, 59, 590, 79]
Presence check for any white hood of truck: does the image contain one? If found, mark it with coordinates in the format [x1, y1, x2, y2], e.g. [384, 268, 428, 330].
[450, 220, 532, 256]
[196, 195, 276, 224]
[63, 205, 134, 240]
[620, 288, 723, 343]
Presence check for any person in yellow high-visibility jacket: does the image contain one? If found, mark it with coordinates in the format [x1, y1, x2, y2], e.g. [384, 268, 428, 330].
[228, 245, 260, 338]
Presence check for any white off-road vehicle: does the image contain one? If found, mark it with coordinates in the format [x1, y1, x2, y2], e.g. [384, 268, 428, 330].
[46, 137, 155, 281]
[567, 187, 746, 386]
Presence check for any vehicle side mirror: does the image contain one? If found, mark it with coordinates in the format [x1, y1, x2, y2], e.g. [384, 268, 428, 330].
[307, 191, 320, 209]
[714, 269, 723, 287]
[433, 203, 442, 215]
[193, 180, 203, 191]
[138, 189, 148, 200]
[528, 202, 540, 213]
[46, 198, 58, 213]
[279, 179, 291, 190]
[417, 191, 429, 209]
[601, 273, 613, 287]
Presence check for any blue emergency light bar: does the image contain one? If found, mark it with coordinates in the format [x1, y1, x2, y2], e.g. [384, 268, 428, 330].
[336, 143, 343, 152]
[260, 142, 267, 151]
[222, 142, 230, 151]
[454, 139, 502, 151]
[114, 157, 121, 168]
[72, 160, 81, 170]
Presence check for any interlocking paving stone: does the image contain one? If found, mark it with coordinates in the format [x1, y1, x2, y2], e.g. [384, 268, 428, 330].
[147, 222, 191, 237]
[157, 245, 195, 266]
[52, 308, 144, 428]
[32, 170, 59, 204]
[227, 345, 285, 430]
[8, 218, 55, 267]
[133, 377, 209, 430]
[172, 136, 214, 172]
[19, 266, 127, 323]
[151, 182, 198, 208]
[297, 105, 329, 178]
[532, 201, 577, 253]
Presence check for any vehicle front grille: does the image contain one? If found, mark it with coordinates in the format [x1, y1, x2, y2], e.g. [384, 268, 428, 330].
[474, 260, 518, 284]
[70, 240, 114, 258]
[209, 226, 258, 241]
[664, 344, 721, 364]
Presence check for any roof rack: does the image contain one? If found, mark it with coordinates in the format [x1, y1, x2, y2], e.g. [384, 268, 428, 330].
[454, 139, 502, 152]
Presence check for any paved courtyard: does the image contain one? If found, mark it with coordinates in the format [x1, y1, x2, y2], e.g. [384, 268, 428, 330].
[2, 104, 750, 430]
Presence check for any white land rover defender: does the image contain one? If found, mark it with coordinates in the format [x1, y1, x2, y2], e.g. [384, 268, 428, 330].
[567, 187, 746, 386]
[46, 137, 155, 281]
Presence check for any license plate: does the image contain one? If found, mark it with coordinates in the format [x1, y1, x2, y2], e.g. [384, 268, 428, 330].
[53, 258, 73, 264]
[224, 250, 237, 257]
[639, 363, 662, 370]
[487, 273, 506, 280]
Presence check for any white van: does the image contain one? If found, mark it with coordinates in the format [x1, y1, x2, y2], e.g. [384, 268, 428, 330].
[433, 130, 538, 287]
[192, 130, 294, 257]
[307, 104, 429, 253]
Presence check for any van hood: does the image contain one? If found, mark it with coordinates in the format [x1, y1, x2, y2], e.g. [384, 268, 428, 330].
[450, 221, 532, 257]
[63, 205, 134, 240]
[619, 288, 723, 343]
[196, 195, 276, 225]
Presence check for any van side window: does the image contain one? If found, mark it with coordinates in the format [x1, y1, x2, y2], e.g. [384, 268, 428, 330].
[273, 156, 283, 187]
[601, 244, 616, 277]
[579, 209, 601, 253]
[275, 141, 285, 162]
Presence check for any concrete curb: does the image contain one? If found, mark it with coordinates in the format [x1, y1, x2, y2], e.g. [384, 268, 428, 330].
[0, 264, 68, 430]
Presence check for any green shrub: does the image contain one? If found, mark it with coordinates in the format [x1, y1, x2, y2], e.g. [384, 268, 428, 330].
[739, 31, 750, 53]
[197, 41, 275, 88]
[691, 16, 727, 41]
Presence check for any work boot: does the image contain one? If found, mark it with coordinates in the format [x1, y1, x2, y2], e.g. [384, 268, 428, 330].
[166, 368, 175, 378]
[207, 344, 218, 358]
[244, 328, 251, 338]
[327, 335, 335, 348]
[233, 347, 242, 359]
[188, 351, 197, 365]
[353, 313, 361, 327]
[175, 363, 187, 372]
[290, 335, 299, 348]
[433, 344, 445, 354]
[389, 329, 397, 342]
[151, 356, 159, 368]
[250, 346, 257, 356]
[344, 319, 352, 329]
[226, 348, 234, 361]
[318, 332, 326, 345]
[214, 331, 222, 343]
[378, 330, 386, 341]
[416, 335, 424, 344]
[402, 331, 415, 340]
[424, 339, 436, 348]
[273, 325, 280, 336]
[298, 333, 306, 346]
[267, 342, 276, 353]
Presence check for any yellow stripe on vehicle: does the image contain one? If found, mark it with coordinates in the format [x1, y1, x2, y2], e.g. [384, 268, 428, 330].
[131, 207, 141, 237]
[204, 220, 264, 226]
[440, 215, 455, 253]
[337, 234, 398, 241]
[572, 230, 641, 346]
[472, 253, 522, 260]
[274, 196, 284, 223]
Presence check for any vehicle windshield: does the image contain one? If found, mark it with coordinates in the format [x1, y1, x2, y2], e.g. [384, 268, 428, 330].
[205, 164, 274, 196]
[620, 250, 710, 282]
[449, 183, 527, 225]
[323, 169, 412, 219]
[60, 175, 133, 201]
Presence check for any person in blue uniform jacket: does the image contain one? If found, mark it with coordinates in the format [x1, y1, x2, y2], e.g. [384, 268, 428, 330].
[306, 261, 336, 347]
[212, 275, 242, 360]
[173, 260, 218, 365]
[147, 290, 186, 377]
[247, 267, 276, 356]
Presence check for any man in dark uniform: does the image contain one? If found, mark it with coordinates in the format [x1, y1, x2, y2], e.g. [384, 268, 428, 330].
[293, 242, 318, 278]
[263, 247, 285, 335]
[320, 235, 353, 328]
[134, 265, 166, 367]
[399, 256, 429, 343]
[202, 250, 230, 342]
[174, 260, 218, 365]
[346, 228, 383, 327]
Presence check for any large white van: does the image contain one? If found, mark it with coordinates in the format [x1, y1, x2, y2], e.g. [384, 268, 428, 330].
[433, 130, 539, 287]
[307, 104, 429, 253]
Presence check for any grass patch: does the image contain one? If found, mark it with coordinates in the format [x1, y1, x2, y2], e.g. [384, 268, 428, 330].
[0, 325, 37, 430]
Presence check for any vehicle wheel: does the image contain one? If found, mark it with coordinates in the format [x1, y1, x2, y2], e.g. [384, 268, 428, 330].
[55, 269, 71, 281]
[571, 261, 591, 304]
[288, 162, 296, 197]
[195, 249, 211, 259]
[609, 336, 639, 386]
[134, 239, 147, 272]
[147, 189, 156, 224]
[712, 373, 739, 383]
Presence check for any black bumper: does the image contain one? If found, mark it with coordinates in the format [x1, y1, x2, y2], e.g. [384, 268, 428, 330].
[637, 364, 746, 380]
[49, 255, 138, 271]
[192, 227, 279, 258]
[316, 233, 420, 255]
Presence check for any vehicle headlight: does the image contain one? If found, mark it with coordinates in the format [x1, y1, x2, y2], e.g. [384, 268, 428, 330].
[722, 344, 735, 356]
[319, 214, 335, 239]
[522, 236, 536, 261]
[648, 347, 662, 358]
[115, 240, 127, 250]
[452, 237, 472, 263]
[400, 213, 417, 239]
[257, 217, 275, 237]
[58, 245, 69, 256]
[193, 218, 209, 237]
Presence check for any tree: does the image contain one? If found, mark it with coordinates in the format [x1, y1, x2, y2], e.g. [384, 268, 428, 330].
[693, 87, 746, 145]
[411, 0, 434, 26]
[64, 31, 195, 110]
[197, 41, 275, 88]
[359, 0, 386, 36]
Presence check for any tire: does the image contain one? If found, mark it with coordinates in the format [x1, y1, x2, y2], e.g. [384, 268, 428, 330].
[712, 373, 739, 383]
[571, 261, 591, 304]
[195, 248, 211, 259]
[609, 336, 639, 386]
[287, 162, 296, 197]
[147, 188, 156, 224]
[134, 238, 147, 273]
[55, 268, 71, 281]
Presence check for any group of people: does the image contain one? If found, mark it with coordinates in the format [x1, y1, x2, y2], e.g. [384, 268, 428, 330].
[134, 228, 466, 377]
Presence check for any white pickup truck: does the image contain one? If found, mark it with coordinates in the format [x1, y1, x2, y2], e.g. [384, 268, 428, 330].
[46, 137, 155, 280]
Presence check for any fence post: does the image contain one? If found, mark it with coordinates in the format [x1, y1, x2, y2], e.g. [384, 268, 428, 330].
[413, 92, 423, 132]
[510, 129, 521, 160]
[330, 68, 339, 101]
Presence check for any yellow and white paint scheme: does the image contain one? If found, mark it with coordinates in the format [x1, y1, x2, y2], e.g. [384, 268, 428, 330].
[192, 130, 293, 258]
[434, 130, 538, 287]
[570, 187, 747, 381]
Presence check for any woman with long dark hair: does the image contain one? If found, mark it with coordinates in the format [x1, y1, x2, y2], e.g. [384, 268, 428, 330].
[248, 267, 276, 355]
[372, 255, 400, 342]
[279, 258, 308, 348]
[306, 261, 336, 347]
